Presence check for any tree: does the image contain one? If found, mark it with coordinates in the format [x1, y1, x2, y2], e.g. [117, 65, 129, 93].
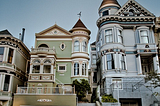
[145, 71, 160, 96]
[73, 79, 91, 101]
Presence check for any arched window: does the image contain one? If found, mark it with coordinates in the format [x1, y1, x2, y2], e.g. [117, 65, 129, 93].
[117, 30, 123, 43]
[82, 63, 86, 75]
[74, 41, 80, 52]
[32, 60, 40, 73]
[74, 63, 79, 75]
[43, 60, 51, 73]
[82, 41, 87, 52]
[38, 44, 49, 48]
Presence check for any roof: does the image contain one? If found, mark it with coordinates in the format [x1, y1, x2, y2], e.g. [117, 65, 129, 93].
[99, 0, 121, 10]
[70, 19, 91, 35]
[72, 19, 87, 29]
[0, 30, 12, 36]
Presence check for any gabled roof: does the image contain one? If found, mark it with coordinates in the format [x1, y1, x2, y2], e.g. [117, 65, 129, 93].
[99, 0, 121, 10]
[37, 24, 71, 36]
[72, 19, 87, 29]
[0, 30, 12, 36]
[115, 0, 155, 16]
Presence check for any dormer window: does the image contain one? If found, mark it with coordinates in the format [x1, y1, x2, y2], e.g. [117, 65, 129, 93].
[129, 9, 135, 16]
[102, 10, 109, 16]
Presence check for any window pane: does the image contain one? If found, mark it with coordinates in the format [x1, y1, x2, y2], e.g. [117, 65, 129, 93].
[43, 65, 51, 73]
[3, 75, 10, 91]
[107, 54, 114, 70]
[32, 65, 40, 73]
[82, 41, 87, 52]
[141, 37, 148, 43]
[59, 66, 65, 70]
[102, 10, 108, 16]
[117, 30, 122, 43]
[8, 48, 14, 63]
[74, 41, 80, 52]
[105, 29, 112, 43]
[74, 63, 79, 75]
[0, 47, 4, 62]
[82, 63, 86, 75]
[140, 30, 148, 43]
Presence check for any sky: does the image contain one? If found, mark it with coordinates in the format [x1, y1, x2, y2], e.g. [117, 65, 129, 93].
[0, 0, 160, 50]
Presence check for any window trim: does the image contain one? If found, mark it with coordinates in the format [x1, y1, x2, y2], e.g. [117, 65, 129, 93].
[57, 64, 67, 72]
[106, 53, 115, 70]
[82, 41, 87, 52]
[105, 29, 113, 43]
[74, 40, 80, 52]
[82, 62, 87, 76]
[117, 29, 123, 43]
[74, 62, 79, 76]
[139, 30, 149, 44]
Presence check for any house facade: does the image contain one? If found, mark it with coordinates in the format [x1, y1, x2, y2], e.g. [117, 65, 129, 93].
[95, 0, 160, 106]
[0, 30, 30, 106]
[13, 19, 91, 106]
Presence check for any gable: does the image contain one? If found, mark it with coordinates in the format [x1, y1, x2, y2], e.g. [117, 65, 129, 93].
[37, 24, 71, 36]
[115, 0, 154, 17]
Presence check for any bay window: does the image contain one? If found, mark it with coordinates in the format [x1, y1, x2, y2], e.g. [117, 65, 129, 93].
[43, 60, 51, 73]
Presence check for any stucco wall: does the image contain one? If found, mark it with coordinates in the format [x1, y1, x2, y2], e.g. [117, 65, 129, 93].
[13, 94, 76, 106]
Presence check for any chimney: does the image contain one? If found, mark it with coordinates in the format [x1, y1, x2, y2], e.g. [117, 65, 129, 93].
[21, 28, 25, 42]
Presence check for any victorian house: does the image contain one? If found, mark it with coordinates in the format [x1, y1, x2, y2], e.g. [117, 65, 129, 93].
[95, 0, 160, 105]
[0, 29, 30, 106]
[13, 19, 91, 106]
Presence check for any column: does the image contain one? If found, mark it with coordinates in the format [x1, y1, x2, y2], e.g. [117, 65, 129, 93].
[4, 47, 9, 62]
[29, 64, 33, 74]
[79, 61, 82, 76]
[136, 54, 142, 75]
[8, 75, 13, 92]
[51, 64, 54, 74]
[12, 49, 16, 64]
[0, 74, 2, 90]
[1, 74, 5, 91]
[40, 64, 43, 74]
[153, 54, 160, 74]
[114, 53, 117, 70]
[118, 53, 121, 70]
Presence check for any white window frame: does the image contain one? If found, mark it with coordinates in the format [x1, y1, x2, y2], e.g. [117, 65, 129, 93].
[112, 78, 123, 90]
[117, 29, 123, 43]
[82, 41, 87, 52]
[82, 62, 87, 76]
[106, 53, 115, 70]
[32, 59, 41, 74]
[139, 30, 149, 44]
[57, 64, 67, 73]
[105, 29, 113, 43]
[43, 60, 51, 73]
[74, 62, 79, 76]
[74, 40, 80, 52]
[60, 43, 66, 51]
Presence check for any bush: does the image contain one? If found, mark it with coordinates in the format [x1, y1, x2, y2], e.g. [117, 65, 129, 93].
[102, 94, 118, 103]
[81, 98, 89, 102]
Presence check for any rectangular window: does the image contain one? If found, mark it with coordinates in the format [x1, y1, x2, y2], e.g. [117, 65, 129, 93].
[8, 48, 14, 63]
[117, 30, 122, 43]
[58, 64, 67, 72]
[3, 75, 10, 91]
[140, 30, 148, 43]
[59, 66, 65, 71]
[105, 29, 113, 43]
[106, 54, 115, 70]
[0, 47, 4, 62]
[92, 54, 96, 64]
[112, 78, 122, 89]
[91, 47, 96, 51]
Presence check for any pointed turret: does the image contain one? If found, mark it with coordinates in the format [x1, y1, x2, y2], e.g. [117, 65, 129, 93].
[70, 19, 91, 35]
[99, 0, 121, 10]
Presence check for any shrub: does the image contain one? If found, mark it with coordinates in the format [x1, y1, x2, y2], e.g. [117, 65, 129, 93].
[102, 94, 118, 103]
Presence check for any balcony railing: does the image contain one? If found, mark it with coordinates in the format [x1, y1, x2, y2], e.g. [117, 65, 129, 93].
[29, 74, 54, 82]
[30, 47, 56, 55]
[16, 87, 75, 95]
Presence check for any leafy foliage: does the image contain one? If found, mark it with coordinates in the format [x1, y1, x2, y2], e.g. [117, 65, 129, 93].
[102, 94, 118, 103]
[145, 71, 160, 88]
[145, 71, 160, 96]
[73, 79, 91, 101]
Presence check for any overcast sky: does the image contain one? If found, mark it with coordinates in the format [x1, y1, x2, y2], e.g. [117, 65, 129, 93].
[0, 0, 160, 50]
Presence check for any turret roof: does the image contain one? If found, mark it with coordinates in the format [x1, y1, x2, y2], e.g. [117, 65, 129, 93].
[99, 0, 121, 10]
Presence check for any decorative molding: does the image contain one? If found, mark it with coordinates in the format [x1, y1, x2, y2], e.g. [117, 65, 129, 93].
[37, 99, 52, 102]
